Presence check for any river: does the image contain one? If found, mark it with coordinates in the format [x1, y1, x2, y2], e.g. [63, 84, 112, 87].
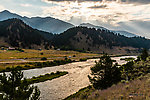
[3, 56, 137, 100]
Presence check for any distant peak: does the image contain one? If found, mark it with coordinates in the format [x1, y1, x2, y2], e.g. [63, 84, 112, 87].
[80, 23, 93, 25]
[1, 10, 10, 13]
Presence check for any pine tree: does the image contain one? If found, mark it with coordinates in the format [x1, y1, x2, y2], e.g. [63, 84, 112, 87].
[0, 67, 40, 100]
[141, 48, 149, 61]
[88, 54, 121, 89]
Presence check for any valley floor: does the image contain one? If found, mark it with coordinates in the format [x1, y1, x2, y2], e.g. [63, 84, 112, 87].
[0, 49, 137, 100]
[20, 56, 130, 100]
[0, 49, 100, 71]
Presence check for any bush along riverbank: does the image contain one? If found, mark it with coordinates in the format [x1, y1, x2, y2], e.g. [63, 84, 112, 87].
[26, 71, 68, 85]
[0, 56, 100, 73]
[0, 59, 74, 72]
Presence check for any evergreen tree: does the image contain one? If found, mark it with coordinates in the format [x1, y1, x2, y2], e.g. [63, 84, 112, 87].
[0, 67, 40, 100]
[141, 48, 149, 61]
[88, 54, 121, 89]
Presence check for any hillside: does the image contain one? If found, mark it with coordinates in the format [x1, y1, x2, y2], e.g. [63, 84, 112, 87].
[65, 73, 150, 100]
[0, 10, 74, 33]
[52, 27, 150, 54]
[0, 18, 150, 54]
[79, 23, 138, 37]
[65, 55, 150, 100]
[0, 18, 53, 49]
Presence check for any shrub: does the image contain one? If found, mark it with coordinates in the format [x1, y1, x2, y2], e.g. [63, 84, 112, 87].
[5, 67, 11, 71]
[141, 48, 148, 61]
[79, 58, 87, 61]
[56, 71, 60, 74]
[41, 57, 47, 60]
[24, 65, 30, 68]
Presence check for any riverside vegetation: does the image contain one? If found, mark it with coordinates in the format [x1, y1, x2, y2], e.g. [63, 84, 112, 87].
[26, 71, 68, 85]
[0, 58, 73, 72]
[0, 49, 99, 72]
[0, 51, 99, 73]
[0, 67, 68, 100]
[0, 67, 40, 100]
[65, 49, 150, 100]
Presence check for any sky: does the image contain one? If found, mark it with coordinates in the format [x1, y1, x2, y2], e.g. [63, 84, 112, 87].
[0, 0, 150, 37]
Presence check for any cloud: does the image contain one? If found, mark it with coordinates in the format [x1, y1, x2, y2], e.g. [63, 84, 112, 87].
[0, 5, 5, 11]
[43, 0, 150, 4]
[41, 0, 150, 26]
[20, 4, 33, 7]
[125, 0, 150, 4]
[19, 11, 32, 16]
[43, 0, 101, 2]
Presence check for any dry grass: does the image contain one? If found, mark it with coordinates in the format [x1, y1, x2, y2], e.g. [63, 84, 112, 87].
[68, 74, 150, 100]
[0, 49, 98, 59]
[0, 49, 100, 70]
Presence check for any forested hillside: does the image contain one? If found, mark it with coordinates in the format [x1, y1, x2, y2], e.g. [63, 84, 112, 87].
[52, 27, 150, 54]
[0, 18, 53, 49]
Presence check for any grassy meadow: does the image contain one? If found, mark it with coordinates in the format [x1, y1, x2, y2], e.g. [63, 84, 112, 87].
[0, 49, 100, 72]
[0, 49, 99, 60]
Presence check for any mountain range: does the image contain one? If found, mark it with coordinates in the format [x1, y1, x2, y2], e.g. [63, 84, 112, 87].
[0, 10, 74, 34]
[0, 10, 138, 37]
[79, 23, 138, 37]
[0, 11, 149, 54]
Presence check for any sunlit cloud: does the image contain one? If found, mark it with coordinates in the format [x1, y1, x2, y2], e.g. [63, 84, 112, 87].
[41, 0, 150, 38]
[41, 1, 150, 26]
[0, 5, 5, 11]
[20, 4, 33, 7]
[19, 11, 32, 16]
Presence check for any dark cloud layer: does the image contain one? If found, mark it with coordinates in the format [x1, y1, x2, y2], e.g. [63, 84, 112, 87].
[124, 0, 150, 3]
[89, 5, 107, 9]
[46, 0, 150, 4]
[47, 0, 101, 2]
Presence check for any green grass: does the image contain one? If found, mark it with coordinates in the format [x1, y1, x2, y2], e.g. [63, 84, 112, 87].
[27, 71, 68, 84]
[79, 58, 87, 61]
[0, 59, 74, 72]
[120, 57, 135, 61]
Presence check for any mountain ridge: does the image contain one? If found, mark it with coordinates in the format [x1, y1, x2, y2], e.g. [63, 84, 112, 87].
[79, 23, 138, 37]
[52, 26, 150, 54]
[0, 18, 149, 54]
[0, 10, 139, 37]
[0, 18, 52, 49]
[0, 10, 74, 33]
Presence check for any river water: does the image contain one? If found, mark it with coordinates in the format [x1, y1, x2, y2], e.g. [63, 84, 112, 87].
[23, 59, 97, 100]
[3, 56, 137, 100]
